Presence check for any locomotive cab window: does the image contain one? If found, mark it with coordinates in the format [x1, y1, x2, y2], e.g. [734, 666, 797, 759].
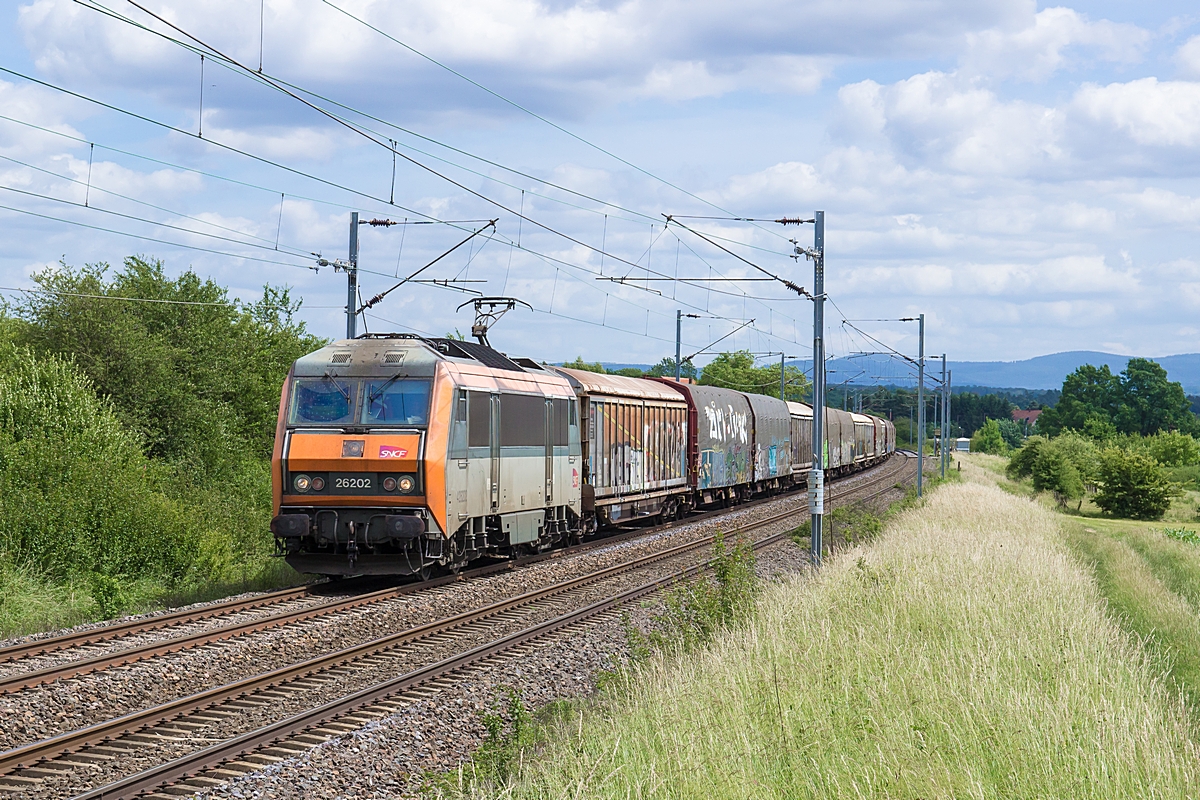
[362, 379, 431, 426]
[289, 377, 358, 425]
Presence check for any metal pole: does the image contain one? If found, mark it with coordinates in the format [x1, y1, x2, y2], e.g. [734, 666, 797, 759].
[675, 309, 682, 382]
[947, 369, 953, 471]
[916, 313, 924, 497]
[781, 352, 786, 401]
[347, 211, 359, 339]
[939, 354, 947, 478]
[810, 210, 825, 566]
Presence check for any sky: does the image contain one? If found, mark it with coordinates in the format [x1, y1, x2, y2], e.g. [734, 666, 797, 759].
[1, 0, 1198, 375]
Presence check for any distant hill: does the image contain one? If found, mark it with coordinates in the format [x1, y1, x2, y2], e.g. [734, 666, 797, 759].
[587, 352, 1200, 394]
[793, 352, 1200, 394]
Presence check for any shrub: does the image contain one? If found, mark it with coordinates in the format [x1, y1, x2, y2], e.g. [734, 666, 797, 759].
[1093, 448, 1181, 521]
[1032, 448, 1084, 508]
[971, 419, 1007, 454]
[1142, 430, 1200, 467]
[0, 345, 199, 583]
[1006, 436, 1047, 480]
[1047, 431, 1100, 489]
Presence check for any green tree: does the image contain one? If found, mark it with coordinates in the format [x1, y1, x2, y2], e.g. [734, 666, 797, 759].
[996, 418, 1024, 449]
[1115, 358, 1199, 436]
[1037, 365, 1123, 436]
[611, 367, 648, 378]
[1093, 448, 1180, 520]
[560, 356, 605, 373]
[1039, 359, 1199, 438]
[1046, 431, 1101, 489]
[1142, 430, 1200, 467]
[970, 418, 1007, 454]
[699, 351, 809, 400]
[647, 357, 698, 380]
[1007, 436, 1047, 480]
[15, 258, 322, 473]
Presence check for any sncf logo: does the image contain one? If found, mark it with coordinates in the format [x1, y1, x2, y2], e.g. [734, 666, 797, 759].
[379, 446, 408, 459]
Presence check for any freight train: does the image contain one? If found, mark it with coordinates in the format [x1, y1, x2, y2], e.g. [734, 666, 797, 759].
[270, 334, 895, 577]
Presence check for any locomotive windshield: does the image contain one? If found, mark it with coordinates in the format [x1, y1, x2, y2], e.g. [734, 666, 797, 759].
[289, 377, 358, 425]
[363, 378, 431, 426]
[285, 376, 431, 427]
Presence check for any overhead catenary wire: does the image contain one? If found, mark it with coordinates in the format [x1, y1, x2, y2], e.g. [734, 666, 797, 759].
[15, 10, 809, 346]
[312, 0, 792, 246]
[0, 202, 320, 271]
[2, 32, 806, 357]
[75, 0, 807, 330]
[0, 64, 777, 331]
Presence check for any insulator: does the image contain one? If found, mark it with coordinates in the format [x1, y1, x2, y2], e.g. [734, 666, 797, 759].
[366, 218, 399, 227]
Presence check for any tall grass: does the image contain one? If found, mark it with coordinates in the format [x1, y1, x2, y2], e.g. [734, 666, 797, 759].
[468, 482, 1200, 798]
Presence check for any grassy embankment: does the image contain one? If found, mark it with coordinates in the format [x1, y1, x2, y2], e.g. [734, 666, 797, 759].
[971, 451, 1200, 713]
[452, 465, 1200, 798]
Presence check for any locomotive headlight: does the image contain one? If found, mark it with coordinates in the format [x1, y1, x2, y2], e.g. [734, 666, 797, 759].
[382, 476, 398, 492]
[398, 475, 415, 493]
[293, 474, 312, 493]
[311, 476, 326, 491]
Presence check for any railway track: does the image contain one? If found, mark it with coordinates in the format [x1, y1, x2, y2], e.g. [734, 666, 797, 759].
[0, 455, 907, 693]
[0, 453, 915, 799]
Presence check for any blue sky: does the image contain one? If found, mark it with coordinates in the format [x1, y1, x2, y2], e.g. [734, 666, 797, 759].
[2, 0, 1199, 374]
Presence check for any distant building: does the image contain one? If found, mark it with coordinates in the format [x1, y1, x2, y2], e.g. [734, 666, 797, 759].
[1012, 409, 1041, 431]
[955, 437, 971, 452]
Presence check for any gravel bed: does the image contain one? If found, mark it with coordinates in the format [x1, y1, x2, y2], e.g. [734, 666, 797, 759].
[5, 456, 914, 800]
[0, 483, 831, 755]
[176, 539, 814, 800]
[0, 593, 347, 682]
[0, 584, 327, 651]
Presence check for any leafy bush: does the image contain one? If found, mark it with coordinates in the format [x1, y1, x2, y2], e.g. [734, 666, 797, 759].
[1140, 430, 1200, 467]
[1093, 448, 1181, 521]
[1031, 447, 1084, 508]
[971, 419, 1007, 454]
[1163, 527, 1200, 544]
[0, 345, 198, 583]
[1006, 436, 1047, 480]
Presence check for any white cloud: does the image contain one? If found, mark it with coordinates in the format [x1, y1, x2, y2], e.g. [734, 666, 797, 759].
[17, 0, 1022, 119]
[964, 7, 1149, 82]
[1177, 35, 1200, 79]
[1074, 78, 1200, 148]
[837, 73, 1062, 176]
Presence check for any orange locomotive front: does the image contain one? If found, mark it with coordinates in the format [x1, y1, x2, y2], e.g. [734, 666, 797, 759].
[270, 334, 582, 577]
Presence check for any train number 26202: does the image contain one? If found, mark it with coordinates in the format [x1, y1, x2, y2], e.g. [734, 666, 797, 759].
[334, 476, 373, 490]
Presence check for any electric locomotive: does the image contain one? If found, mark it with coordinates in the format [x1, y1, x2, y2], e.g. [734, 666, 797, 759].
[270, 334, 583, 577]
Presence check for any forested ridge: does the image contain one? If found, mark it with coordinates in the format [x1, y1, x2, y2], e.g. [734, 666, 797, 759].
[0, 257, 323, 633]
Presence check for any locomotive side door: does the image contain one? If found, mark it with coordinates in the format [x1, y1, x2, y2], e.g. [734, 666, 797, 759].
[544, 397, 554, 504]
[490, 393, 501, 510]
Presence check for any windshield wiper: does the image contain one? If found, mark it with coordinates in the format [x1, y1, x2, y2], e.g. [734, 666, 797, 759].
[322, 372, 352, 402]
[369, 371, 407, 404]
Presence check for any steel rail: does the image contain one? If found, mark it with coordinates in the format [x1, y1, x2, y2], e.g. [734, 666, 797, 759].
[64, 533, 785, 799]
[0, 520, 771, 775]
[0, 586, 314, 664]
[1, 454, 914, 793]
[0, 455, 903, 692]
[69, 455, 915, 800]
